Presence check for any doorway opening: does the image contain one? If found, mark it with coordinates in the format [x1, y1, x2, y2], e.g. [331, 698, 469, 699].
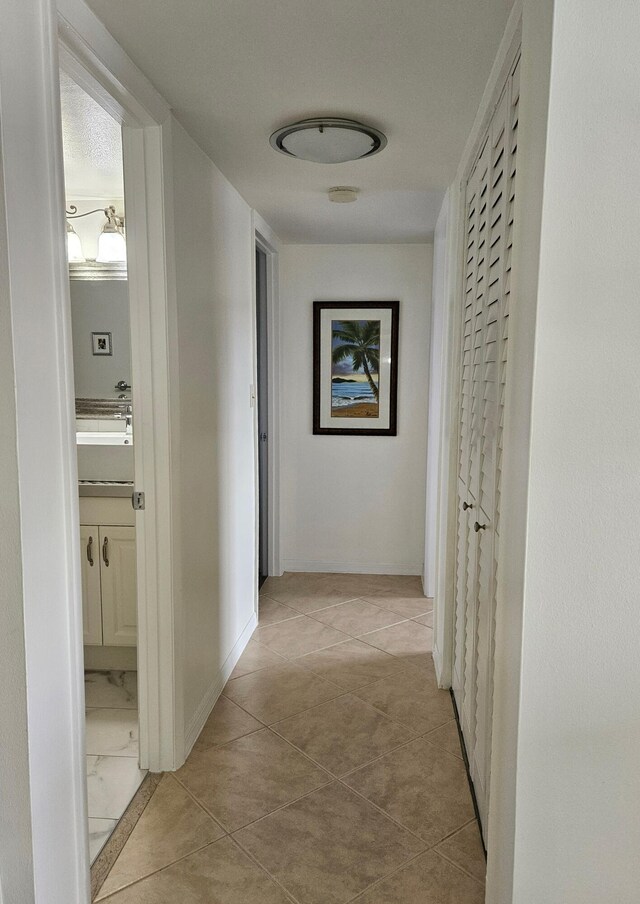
[256, 244, 269, 587]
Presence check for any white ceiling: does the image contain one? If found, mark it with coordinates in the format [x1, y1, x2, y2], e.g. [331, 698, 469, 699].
[85, 0, 514, 243]
[59, 70, 124, 200]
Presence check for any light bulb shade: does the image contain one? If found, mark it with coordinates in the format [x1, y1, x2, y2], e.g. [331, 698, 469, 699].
[270, 118, 387, 163]
[66, 224, 85, 263]
[96, 227, 127, 263]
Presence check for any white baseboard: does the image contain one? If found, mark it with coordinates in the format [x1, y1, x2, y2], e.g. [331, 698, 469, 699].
[182, 612, 257, 760]
[432, 642, 450, 689]
[282, 560, 423, 576]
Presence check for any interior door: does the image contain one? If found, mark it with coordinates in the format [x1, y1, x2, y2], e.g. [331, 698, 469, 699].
[256, 246, 269, 585]
[452, 54, 520, 834]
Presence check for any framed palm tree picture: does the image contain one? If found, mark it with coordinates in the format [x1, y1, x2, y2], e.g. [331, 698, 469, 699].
[313, 301, 399, 435]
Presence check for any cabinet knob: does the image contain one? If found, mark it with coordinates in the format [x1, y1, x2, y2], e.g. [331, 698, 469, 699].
[474, 522, 487, 532]
[462, 501, 473, 511]
[102, 536, 110, 567]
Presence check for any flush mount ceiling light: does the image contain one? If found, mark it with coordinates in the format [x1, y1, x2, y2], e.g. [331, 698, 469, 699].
[328, 186, 359, 203]
[270, 118, 386, 164]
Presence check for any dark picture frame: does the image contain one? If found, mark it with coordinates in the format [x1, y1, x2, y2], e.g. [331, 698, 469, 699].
[313, 300, 399, 436]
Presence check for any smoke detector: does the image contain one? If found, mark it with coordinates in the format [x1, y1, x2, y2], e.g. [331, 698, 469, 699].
[270, 118, 386, 164]
[328, 186, 359, 204]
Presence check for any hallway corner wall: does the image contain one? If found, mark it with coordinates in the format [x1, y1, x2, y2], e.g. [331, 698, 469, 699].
[169, 116, 259, 749]
[279, 243, 432, 575]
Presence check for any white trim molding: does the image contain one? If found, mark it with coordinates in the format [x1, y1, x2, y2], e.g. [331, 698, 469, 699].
[282, 561, 424, 576]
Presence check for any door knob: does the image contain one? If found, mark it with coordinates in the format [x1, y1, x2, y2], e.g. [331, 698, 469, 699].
[474, 522, 487, 532]
[462, 502, 473, 511]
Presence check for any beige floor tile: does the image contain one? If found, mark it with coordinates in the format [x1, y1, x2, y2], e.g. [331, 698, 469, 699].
[98, 836, 293, 904]
[261, 573, 358, 613]
[343, 738, 474, 847]
[363, 587, 433, 619]
[224, 661, 342, 723]
[229, 640, 286, 679]
[414, 610, 434, 627]
[360, 620, 434, 668]
[296, 638, 412, 691]
[175, 728, 329, 831]
[424, 720, 463, 758]
[96, 775, 224, 899]
[254, 615, 350, 659]
[273, 694, 416, 776]
[193, 696, 263, 752]
[324, 573, 401, 596]
[234, 782, 425, 904]
[353, 849, 484, 903]
[435, 821, 486, 883]
[258, 596, 300, 627]
[353, 668, 454, 734]
[310, 598, 405, 637]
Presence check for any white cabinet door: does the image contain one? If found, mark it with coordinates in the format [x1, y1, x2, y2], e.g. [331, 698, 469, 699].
[80, 525, 103, 645]
[99, 526, 137, 646]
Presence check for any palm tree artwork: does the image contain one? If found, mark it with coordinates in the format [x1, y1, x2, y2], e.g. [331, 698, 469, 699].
[331, 319, 381, 418]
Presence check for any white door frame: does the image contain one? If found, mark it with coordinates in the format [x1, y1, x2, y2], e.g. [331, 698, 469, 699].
[252, 212, 282, 578]
[59, 1, 184, 774]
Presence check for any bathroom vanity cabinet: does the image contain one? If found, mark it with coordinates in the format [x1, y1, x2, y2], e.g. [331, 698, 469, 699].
[80, 495, 137, 648]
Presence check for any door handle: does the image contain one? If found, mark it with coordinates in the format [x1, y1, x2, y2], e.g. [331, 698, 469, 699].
[462, 501, 473, 511]
[102, 536, 109, 567]
[474, 522, 487, 532]
[86, 535, 94, 567]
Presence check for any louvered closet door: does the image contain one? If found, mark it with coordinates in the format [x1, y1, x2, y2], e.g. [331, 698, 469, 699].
[453, 54, 520, 835]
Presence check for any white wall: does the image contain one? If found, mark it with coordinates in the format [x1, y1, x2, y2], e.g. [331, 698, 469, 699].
[280, 244, 431, 575]
[424, 194, 449, 597]
[170, 116, 258, 744]
[507, 1, 640, 900]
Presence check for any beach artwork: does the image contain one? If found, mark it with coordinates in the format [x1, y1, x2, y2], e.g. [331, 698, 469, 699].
[313, 301, 399, 436]
[331, 319, 380, 418]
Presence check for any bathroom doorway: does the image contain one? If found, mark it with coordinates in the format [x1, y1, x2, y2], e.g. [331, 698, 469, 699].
[256, 244, 269, 586]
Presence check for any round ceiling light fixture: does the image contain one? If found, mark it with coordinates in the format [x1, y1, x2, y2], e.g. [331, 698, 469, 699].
[328, 186, 359, 203]
[270, 117, 386, 164]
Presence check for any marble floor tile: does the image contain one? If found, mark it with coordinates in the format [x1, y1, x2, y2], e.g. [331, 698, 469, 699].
[353, 849, 484, 903]
[85, 708, 139, 757]
[273, 694, 416, 776]
[353, 668, 454, 734]
[424, 719, 463, 758]
[96, 775, 225, 899]
[310, 598, 406, 637]
[360, 620, 434, 669]
[98, 836, 293, 904]
[234, 782, 425, 904]
[223, 661, 342, 723]
[296, 638, 413, 691]
[89, 818, 118, 865]
[253, 615, 351, 659]
[258, 596, 300, 627]
[343, 738, 474, 847]
[229, 640, 286, 679]
[363, 587, 434, 619]
[85, 671, 138, 709]
[86, 755, 147, 820]
[435, 821, 486, 883]
[175, 728, 329, 831]
[193, 695, 263, 753]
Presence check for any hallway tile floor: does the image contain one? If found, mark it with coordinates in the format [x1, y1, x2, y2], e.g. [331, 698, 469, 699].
[86, 671, 146, 864]
[95, 575, 485, 902]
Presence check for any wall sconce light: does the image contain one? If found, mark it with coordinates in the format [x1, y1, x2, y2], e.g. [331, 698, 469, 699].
[65, 205, 126, 264]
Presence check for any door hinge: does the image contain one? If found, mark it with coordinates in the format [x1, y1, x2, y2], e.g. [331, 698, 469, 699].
[132, 491, 145, 511]
[260, 432, 268, 442]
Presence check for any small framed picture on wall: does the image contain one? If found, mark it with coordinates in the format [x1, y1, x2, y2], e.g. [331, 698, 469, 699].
[91, 332, 112, 356]
[313, 300, 399, 436]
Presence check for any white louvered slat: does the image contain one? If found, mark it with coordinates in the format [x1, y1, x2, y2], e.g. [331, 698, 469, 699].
[452, 52, 520, 836]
